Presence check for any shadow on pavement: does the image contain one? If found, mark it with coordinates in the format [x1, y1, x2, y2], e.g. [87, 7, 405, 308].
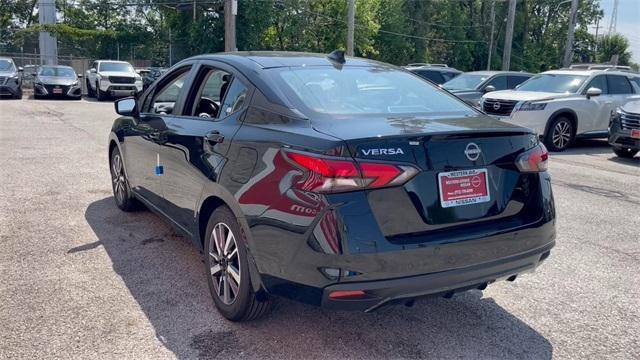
[79, 197, 553, 359]
[551, 138, 611, 156]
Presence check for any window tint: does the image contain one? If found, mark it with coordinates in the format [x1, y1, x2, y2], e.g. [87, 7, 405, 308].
[584, 75, 608, 94]
[441, 72, 458, 82]
[507, 76, 530, 89]
[192, 68, 231, 118]
[148, 70, 190, 114]
[630, 77, 640, 93]
[485, 75, 507, 90]
[219, 80, 249, 117]
[417, 70, 445, 84]
[607, 75, 633, 94]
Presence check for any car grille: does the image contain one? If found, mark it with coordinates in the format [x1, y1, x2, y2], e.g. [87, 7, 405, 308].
[0, 76, 6, 85]
[483, 98, 518, 116]
[109, 76, 135, 84]
[620, 112, 640, 130]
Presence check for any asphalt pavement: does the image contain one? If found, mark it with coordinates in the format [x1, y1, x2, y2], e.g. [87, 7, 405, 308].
[0, 97, 638, 359]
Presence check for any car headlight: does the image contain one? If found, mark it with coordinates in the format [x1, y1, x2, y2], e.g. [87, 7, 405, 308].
[516, 101, 547, 112]
[71, 80, 79, 86]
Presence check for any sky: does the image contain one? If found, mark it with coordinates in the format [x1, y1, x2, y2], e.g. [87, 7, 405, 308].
[594, 0, 640, 63]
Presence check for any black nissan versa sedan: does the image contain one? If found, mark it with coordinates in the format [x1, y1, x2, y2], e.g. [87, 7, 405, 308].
[108, 51, 556, 321]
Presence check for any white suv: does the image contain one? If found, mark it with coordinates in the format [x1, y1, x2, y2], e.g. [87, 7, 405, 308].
[480, 69, 640, 151]
[85, 60, 143, 101]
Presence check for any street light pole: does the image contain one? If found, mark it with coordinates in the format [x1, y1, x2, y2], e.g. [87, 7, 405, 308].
[562, 0, 579, 67]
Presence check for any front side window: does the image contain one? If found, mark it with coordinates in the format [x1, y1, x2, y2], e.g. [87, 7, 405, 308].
[148, 70, 190, 114]
[485, 75, 507, 90]
[99, 62, 133, 73]
[584, 75, 608, 94]
[276, 66, 475, 116]
[517, 74, 587, 93]
[607, 75, 633, 94]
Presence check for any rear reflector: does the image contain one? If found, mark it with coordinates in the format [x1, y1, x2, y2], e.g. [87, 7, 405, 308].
[329, 290, 366, 300]
[284, 151, 418, 193]
[515, 143, 549, 173]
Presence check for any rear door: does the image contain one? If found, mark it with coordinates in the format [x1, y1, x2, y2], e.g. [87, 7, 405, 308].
[158, 60, 252, 234]
[507, 75, 530, 89]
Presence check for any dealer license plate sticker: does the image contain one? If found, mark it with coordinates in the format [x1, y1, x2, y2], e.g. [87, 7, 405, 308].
[438, 169, 490, 208]
[631, 129, 640, 139]
[53, 87, 63, 94]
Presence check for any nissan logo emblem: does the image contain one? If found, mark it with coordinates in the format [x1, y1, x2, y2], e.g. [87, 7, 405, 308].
[493, 102, 501, 110]
[464, 142, 481, 161]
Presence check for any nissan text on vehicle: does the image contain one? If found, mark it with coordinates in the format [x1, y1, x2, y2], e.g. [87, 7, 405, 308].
[108, 51, 556, 321]
[481, 67, 640, 151]
[86, 60, 143, 101]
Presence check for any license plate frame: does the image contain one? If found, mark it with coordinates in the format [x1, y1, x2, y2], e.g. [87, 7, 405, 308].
[438, 168, 491, 208]
[53, 87, 63, 94]
[631, 129, 640, 139]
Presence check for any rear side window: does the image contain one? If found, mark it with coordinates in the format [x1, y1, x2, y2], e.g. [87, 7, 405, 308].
[276, 66, 475, 116]
[219, 80, 249, 117]
[607, 75, 632, 94]
[485, 75, 507, 90]
[441, 72, 458, 82]
[507, 76, 530, 89]
[630, 77, 640, 93]
[584, 75, 608, 94]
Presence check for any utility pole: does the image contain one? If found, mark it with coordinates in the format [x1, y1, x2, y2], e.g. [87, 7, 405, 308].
[169, 28, 172, 66]
[38, 0, 58, 65]
[502, 0, 517, 70]
[593, 17, 601, 62]
[562, 0, 579, 67]
[346, 0, 355, 56]
[224, 0, 237, 52]
[193, 0, 196, 21]
[487, 0, 496, 70]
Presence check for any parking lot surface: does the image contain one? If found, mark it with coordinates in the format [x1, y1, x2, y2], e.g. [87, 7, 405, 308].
[1, 98, 639, 359]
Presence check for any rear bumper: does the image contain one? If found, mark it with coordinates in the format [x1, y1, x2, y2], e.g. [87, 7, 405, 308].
[320, 240, 553, 311]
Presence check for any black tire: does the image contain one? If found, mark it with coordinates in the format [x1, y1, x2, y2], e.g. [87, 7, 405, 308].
[544, 116, 574, 152]
[96, 81, 107, 101]
[204, 206, 271, 322]
[612, 146, 638, 159]
[86, 79, 95, 98]
[109, 146, 141, 212]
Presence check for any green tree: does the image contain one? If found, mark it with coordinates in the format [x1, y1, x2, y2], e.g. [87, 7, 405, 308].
[597, 34, 632, 65]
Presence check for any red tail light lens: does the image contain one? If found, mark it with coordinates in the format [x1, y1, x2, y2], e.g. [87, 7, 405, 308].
[515, 143, 549, 173]
[284, 151, 418, 193]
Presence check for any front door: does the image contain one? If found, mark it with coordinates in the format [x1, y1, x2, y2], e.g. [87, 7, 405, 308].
[158, 62, 252, 234]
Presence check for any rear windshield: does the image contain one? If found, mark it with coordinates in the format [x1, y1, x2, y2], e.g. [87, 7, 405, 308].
[39, 66, 76, 78]
[0, 59, 16, 72]
[276, 66, 475, 116]
[99, 62, 133, 72]
[518, 74, 587, 93]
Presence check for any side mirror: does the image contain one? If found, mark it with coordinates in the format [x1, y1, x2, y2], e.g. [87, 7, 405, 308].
[18, 66, 24, 72]
[77, 74, 83, 78]
[31, 72, 37, 77]
[586, 87, 601, 99]
[114, 97, 138, 117]
[484, 85, 496, 93]
[90, 68, 97, 73]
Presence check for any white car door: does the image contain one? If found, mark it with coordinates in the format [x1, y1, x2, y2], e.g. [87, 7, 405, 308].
[582, 75, 614, 132]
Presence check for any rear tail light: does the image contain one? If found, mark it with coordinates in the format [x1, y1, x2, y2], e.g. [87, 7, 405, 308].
[284, 151, 418, 193]
[515, 143, 549, 173]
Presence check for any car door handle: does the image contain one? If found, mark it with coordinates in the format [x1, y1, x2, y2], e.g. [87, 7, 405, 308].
[205, 131, 224, 144]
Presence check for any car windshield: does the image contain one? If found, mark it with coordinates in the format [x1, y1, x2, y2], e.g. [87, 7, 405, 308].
[39, 67, 76, 78]
[442, 74, 488, 90]
[0, 59, 16, 72]
[99, 62, 133, 72]
[276, 66, 475, 116]
[517, 74, 587, 93]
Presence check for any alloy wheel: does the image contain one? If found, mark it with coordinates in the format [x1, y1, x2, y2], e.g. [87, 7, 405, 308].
[552, 120, 571, 149]
[209, 222, 241, 305]
[111, 153, 126, 204]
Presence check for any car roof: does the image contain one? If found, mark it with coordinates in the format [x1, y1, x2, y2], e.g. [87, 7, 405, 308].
[190, 51, 388, 69]
[39, 65, 74, 69]
[405, 65, 461, 73]
[461, 70, 533, 76]
[542, 69, 638, 77]
[96, 60, 132, 64]
[0, 56, 14, 61]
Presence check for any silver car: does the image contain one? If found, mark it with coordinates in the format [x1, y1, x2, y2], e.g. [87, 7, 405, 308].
[0, 57, 23, 99]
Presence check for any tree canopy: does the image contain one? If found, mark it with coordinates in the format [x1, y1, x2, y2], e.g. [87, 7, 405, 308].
[1, 0, 636, 71]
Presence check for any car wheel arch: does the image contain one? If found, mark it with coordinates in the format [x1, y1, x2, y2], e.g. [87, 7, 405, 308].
[196, 192, 267, 296]
[545, 109, 578, 137]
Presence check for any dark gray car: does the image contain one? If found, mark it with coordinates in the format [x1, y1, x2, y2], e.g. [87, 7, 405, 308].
[0, 57, 23, 99]
[443, 71, 533, 107]
[609, 100, 640, 159]
[33, 65, 82, 99]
